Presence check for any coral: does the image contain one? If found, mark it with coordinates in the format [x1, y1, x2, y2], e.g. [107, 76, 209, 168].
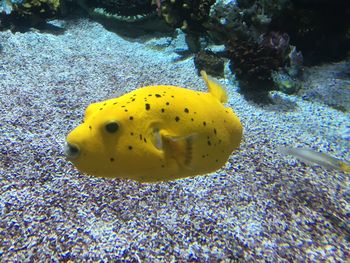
[209, 0, 349, 65]
[0, 0, 61, 30]
[208, 0, 290, 43]
[271, 71, 301, 95]
[269, 0, 350, 65]
[194, 49, 225, 78]
[226, 32, 292, 101]
[86, 0, 155, 17]
[206, 1, 242, 43]
[287, 45, 303, 77]
[3, 0, 61, 16]
[236, 0, 281, 32]
[160, 0, 216, 32]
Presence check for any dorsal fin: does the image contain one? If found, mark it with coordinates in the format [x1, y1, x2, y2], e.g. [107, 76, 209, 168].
[200, 70, 228, 103]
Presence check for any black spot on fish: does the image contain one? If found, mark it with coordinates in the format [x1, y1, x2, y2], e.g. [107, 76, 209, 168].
[214, 128, 217, 135]
[161, 164, 165, 168]
[103, 103, 107, 106]
[145, 103, 150, 110]
[171, 95, 174, 98]
[99, 108, 103, 111]
[203, 121, 207, 126]
[129, 116, 134, 120]
[166, 102, 170, 106]
[155, 94, 161, 98]
[144, 138, 147, 143]
[184, 108, 189, 113]
[139, 134, 143, 140]
[128, 146, 133, 150]
[148, 94, 152, 97]
[89, 125, 92, 130]
[191, 118, 194, 121]
[194, 112, 197, 114]
[208, 141, 211, 146]
[175, 116, 180, 122]
[161, 108, 165, 113]
[110, 158, 114, 162]
[202, 155, 205, 158]
[130, 132, 134, 136]
[216, 159, 219, 163]
[122, 105, 125, 108]
[124, 109, 128, 112]
[113, 102, 118, 105]
[224, 120, 226, 123]
[132, 98, 136, 102]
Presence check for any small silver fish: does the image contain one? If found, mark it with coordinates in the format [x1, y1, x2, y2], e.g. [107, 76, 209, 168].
[279, 146, 350, 173]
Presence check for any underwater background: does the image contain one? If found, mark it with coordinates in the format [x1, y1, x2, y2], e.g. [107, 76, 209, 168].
[0, 0, 350, 261]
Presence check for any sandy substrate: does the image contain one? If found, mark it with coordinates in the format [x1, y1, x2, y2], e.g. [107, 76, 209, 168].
[0, 19, 349, 261]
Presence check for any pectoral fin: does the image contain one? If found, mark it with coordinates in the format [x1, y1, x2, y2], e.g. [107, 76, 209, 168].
[152, 126, 196, 169]
[153, 129, 195, 169]
[153, 127, 163, 150]
[164, 134, 195, 169]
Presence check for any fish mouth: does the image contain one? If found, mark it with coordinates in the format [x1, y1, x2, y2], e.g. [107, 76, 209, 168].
[64, 142, 80, 160]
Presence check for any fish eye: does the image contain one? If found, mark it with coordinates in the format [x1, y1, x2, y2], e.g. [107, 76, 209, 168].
[105, 121, 119, 133]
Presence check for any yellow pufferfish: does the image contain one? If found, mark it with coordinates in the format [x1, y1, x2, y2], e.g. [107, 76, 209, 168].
[65, 71, 243, 183]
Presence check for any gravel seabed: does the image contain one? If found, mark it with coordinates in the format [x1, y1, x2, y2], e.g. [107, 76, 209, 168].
[0, 19, 349, 262]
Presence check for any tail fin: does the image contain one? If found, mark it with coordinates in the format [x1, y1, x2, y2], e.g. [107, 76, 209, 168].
[200, 70, 228, 103]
